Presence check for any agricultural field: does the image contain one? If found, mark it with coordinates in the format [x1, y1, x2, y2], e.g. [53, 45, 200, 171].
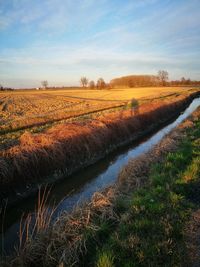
[0, 86, 199, 192]
[0, 87, 193, 128]
[35, 86, 191, 101]
[0, 87, 196, 151]
[0, 90, 123, 133]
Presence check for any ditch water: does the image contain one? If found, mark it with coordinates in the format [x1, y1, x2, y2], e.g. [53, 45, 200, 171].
[1, 96, 200, 255]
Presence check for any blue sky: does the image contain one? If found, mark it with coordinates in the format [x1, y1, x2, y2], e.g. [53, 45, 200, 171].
[0, 0, 200, 88]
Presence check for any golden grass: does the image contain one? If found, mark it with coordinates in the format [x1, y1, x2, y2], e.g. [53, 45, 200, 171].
[1, 92, 198, 195]
[34, 87, 191, 101]
[0, 91, 123, 133]
[18, 187, 57, 254]
[0, 87, 194, 134]
[7, 188, 118, 267]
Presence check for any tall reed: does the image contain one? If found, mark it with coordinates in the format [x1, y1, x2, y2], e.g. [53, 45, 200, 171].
[17, 186, 57, 254]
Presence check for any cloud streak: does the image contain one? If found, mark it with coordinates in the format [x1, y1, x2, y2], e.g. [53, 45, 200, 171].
[0, 0, 200, 87]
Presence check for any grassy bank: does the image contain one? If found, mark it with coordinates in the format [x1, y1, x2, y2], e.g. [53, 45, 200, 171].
[92, 108, 200, 267]
[1, 103, 200, 266]
[96, 127, 200, 266]
[88, 108, 200, 267]
[1, 92, 199, 205]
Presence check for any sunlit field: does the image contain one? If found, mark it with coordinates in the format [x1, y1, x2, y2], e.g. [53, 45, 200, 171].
[38, 86, 191, 100]
[0, 86, 199, 189]
[0, 89, 127, 134]
[0, 86, 195, 150]
[0, 87, 192, 130]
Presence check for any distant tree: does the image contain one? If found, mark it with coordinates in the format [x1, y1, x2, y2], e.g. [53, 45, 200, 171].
[96, 78, 106, 89]
[181, 77, 186, 84]
[185, 78, 191, 85]
[128, 79, 134, 88]
[110, 75, 160, 88]
[106, 83, 112, 89]
[80, 77, 88, 88]
[158, 70, 169, 86]
[0, 84, 3, 90]
[89, 80, 95, 89]
[41, 80, 48, 89]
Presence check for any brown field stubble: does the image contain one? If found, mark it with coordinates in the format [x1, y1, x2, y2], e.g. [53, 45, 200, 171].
[0, 92, 198, 199]
[0, 87, 193, 133]
[0, 92, 123, 133]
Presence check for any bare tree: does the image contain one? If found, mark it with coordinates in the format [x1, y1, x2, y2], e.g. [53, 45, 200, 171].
[96, 78, 106, 89]
[89, 80, 95, 89]
[41, 80, 48, 89]
[80, 77, 88, 88]
[158, 70, 169, 86]
[0, 84, 3, 90]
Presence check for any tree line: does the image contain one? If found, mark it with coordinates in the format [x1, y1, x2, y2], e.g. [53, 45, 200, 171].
[0, 84, 14, 91]
[109, 70, 169, 87]
[110, 70, 200, 88]
[80, 77, 110, 89]
[1, 70, 200, 91]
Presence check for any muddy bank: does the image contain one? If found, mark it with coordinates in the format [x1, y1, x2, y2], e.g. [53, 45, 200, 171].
[0, 91, 200, 208]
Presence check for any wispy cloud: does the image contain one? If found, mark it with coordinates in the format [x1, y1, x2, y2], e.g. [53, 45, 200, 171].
[0, 0, 112, 34]
[0, 0, 200, 87]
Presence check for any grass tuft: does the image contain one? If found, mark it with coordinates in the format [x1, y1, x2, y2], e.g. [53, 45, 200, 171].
[96, 251, 115, 267]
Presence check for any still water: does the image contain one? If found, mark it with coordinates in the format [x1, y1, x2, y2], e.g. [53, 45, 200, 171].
[1, 97, 200, 254]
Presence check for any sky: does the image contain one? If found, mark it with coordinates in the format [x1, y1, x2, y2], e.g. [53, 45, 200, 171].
[0, 0, 200, 88]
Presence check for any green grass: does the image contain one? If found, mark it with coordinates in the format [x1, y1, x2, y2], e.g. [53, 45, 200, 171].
[2, 112, 200, 267]
[96, 251, 115, 267]
[87, 116, 200, 267]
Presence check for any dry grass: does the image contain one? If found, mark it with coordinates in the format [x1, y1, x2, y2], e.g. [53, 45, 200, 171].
[2, 188, 118, 267]
[14, 187, 58, 261]
[0, 87, 197, 153]
[0, 91, 123, 133]
[0, 87, 195, 134]
[0, 92, 199, 198]
[117, 107, 200, 192]
[117, 130, 182, 192]
[185, 209, 200, 266]
[40, 87, 191, 101]
[2, 101, 199, 267]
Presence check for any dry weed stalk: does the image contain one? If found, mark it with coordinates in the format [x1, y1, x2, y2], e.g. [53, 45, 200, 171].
[17, 186, 57, 255]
